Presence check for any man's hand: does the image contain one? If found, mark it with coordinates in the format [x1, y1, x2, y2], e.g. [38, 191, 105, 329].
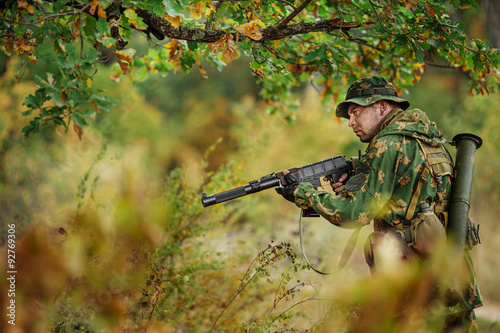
[324, 173, 348, 194]
[276, 170, 300, 203]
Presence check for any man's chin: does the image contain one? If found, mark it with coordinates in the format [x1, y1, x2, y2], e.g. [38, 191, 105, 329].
[357, 134, 370, 143]
[354, 132, 366, 142]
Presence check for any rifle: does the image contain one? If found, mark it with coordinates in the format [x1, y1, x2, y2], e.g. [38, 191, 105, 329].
[201, 155, 354, 216]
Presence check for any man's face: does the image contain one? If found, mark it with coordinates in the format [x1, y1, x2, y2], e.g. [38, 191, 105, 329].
[347, 102, 385, 143]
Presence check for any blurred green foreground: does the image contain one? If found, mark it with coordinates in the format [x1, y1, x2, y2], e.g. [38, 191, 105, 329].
[1, 56, 500, 332]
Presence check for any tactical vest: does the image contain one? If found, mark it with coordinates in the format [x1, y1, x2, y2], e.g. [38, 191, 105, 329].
[369, 139, 455, 262]
[395, 139, 454, 250]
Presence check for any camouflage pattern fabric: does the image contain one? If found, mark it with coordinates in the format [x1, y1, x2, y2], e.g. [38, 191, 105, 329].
[293, 108, 483, 315]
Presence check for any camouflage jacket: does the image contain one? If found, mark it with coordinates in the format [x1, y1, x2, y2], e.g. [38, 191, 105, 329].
[293, 108, 483, 311]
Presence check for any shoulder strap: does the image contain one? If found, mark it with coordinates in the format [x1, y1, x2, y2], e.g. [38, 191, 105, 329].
[405, 139, 454, 221]
[405, 166, 430, 221]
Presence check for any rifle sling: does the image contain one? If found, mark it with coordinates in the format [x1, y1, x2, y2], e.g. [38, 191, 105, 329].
[299, 212, 361, 275]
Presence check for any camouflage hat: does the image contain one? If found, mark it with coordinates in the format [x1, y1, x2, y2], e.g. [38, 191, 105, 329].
[336, 76, 410, 119]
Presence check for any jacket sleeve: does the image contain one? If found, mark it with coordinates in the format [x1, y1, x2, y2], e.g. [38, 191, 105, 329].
[293, 135, 415, 229]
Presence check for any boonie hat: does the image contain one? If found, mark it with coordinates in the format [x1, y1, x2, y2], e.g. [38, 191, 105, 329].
[336, 76, 410, 119]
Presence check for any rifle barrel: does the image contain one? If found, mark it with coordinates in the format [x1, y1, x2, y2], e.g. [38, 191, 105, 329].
[201, 176, 281, 207]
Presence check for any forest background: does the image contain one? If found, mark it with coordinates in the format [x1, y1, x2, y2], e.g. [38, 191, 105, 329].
[1, 0, 500, 332]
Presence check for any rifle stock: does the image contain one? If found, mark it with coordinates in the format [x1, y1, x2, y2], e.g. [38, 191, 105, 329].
[201, 155, 353, 210]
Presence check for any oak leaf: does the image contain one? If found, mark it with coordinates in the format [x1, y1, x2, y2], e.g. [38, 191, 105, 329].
[73, 123, 84, 140]
[18, 0, 34, 13]
[166, 40, 182, 71]
[404, 0, 417, 9]
[209, 34, 238, 63]
[114, 50, 134, 75]
[164, 13, 181, 29]
[426, 1, 436, 16]
[124, 9, 148, 30]
[195, 52, 209, 78]
[97, 5, 106, 19]
[15, 36, 34, 55]
[190, 1, 204, 20]
[235, 20, 265, 41]
[4, 34, 14, 53]
[89, 0, 99, 15]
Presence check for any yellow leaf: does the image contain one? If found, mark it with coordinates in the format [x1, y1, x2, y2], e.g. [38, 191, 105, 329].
[124, 8, 148, 30]
[254, 19, 266, 29]
[205, 7, 213, 18]
[164, 13, 180, 29]
[89, 0, 99, 15]
[97, 5, 107, 19]
[18, 0, 34, 13]
[109, 73, 121, 83]
[195, 52, 209, 79]
[15, 36, 34, 55]
[28, 54, 37, 63]
[72, 16, 81, 41]
[86, 78, 92, 88]
[235, 21, 263, 41]
[141, 56, 158, 74]
[222, 35, 238, 62]
[166, 40, 182, 71]
[58, 42, 66, 53]
[190, 1, 204, 20]
[404, 0, 417, 9]
[114, 50, 134, 75]
[413, 62, 425, 74]
[5, 34, 14, 53]
[73, 123, 84, 140]
[209, 34, 238, 63]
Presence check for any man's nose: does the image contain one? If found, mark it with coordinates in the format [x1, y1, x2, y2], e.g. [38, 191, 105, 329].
[348, 115, 356, 127]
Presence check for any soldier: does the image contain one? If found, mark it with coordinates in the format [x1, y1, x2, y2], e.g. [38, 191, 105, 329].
[276, 76, 483, 331]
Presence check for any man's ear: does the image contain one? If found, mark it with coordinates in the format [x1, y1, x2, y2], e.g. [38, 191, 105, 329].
[378, 100, 390, 116]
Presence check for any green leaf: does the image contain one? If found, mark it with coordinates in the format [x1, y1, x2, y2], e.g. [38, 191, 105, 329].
[71, 114, 88, 127]
[23, 94, 43, 109]
[90, 95, 117, 112]
[53, 0, 71, 12]
[53, 117, 67, 127]
[152, 1, 166, 16]
[96, 18, 108, 35]
[83, 16, 97, 38]
[412, 43, 425, 63]
[163, 0, 186, 17]
[187, 41, 198, 51]
[303, 44, 326, 62]
[474, 39, 484, 50]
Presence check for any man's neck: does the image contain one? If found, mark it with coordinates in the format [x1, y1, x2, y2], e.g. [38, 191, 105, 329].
[372, 107, 405, 140]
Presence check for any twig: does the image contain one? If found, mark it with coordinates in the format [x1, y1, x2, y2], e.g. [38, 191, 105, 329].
[0, 4, 90, 26]
[205, 1, 223, 30]
[210, 254, 263, 332]
[272, 297, 326, 322]
[367, 0, 392, 36]
[267, 266, 295, 319]
[275, 0, 297, 10]
[79, 10, 84, 59]
[276, 0, 312, 29]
